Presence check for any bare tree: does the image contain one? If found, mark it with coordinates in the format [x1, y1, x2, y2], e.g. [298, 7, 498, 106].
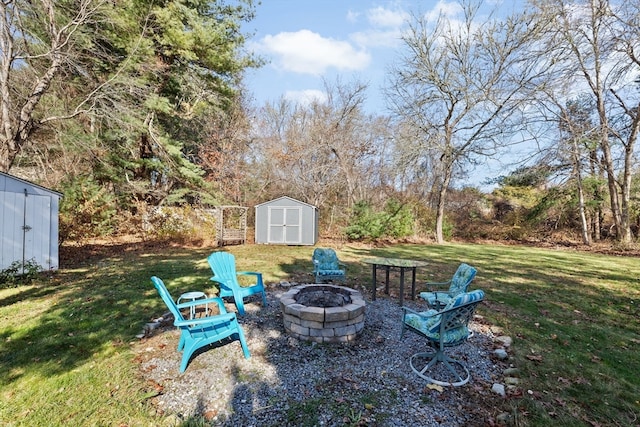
[534, 0, 640, 243]
[386, 1, 550, 243]
[250, 79, 389, 212]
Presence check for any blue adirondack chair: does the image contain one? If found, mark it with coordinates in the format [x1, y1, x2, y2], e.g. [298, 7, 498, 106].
[207, 252, 267, 316]
[312, 248, 347, 283]
[401, 289, 485, 386]
[419, 263, 477, 309]
[151, 276, 250, 373]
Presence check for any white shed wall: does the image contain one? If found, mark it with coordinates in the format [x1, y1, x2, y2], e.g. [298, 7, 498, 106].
[0, 173, 61, 271]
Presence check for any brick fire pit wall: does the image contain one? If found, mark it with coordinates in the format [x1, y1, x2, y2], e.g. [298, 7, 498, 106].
[279, 284, 366, 343]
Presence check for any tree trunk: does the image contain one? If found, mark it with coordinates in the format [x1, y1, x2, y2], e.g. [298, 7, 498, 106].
[572, 137, 590, 245]
[434, 161, 453, 244]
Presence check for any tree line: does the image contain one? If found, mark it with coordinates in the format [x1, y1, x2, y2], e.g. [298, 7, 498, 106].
[2, 0, 640, 245]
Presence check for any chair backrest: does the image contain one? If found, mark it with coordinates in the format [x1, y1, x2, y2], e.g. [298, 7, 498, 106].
[440, 289, 483, 329]
[428, 289, 485, 335]
[207, 252, 238, 282]
[448, 263, 477, 296]
[151, 276, 185, 322]
[312, 248, 339, 270]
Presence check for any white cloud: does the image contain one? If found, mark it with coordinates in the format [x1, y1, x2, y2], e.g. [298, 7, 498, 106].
[425, 0, 464, 23]
[347, 6, 409, 49]
[258, 30, 371, 75]
[366, 6, 409, 28]
[350, 29, 404, 49]
[284, 89, 328, 106]
[346, 9, 361, 23]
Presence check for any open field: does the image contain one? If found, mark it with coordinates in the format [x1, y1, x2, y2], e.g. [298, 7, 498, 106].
[1, 240, 639, 426]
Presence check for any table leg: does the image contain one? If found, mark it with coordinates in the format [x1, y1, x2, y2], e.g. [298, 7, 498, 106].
[371, 264, 377, 300]
[384, 267, 390, 294]
[411, 267, 417, 300]
[399, 268, 405, 306]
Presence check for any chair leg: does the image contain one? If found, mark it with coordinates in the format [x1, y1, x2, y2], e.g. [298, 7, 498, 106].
[234, 327, 251, 359]
[260, 290, 267, 306]
[409, 350, 471, 387]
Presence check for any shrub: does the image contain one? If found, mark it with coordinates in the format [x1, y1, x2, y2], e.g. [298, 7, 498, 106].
[141, 205, 218, 241]
[344, 200, 414, 241]
[0, 259, 42, 288]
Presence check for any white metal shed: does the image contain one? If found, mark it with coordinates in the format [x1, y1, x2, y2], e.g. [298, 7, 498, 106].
[0, 172, 62, 271]
[255, 196, 318, 245]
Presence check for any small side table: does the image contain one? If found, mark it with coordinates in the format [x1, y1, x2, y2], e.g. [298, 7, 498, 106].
[177, 291, 207, 319]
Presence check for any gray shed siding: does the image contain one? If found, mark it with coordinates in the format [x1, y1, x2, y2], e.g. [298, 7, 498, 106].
[255, 196, 318, 245]
[0, 172, 62, 271]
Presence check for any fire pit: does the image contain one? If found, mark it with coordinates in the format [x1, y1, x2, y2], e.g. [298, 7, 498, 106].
[279, 284, 366, 343]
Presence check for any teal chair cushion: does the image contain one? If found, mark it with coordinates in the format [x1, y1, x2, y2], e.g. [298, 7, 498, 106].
[317, 269, 345, 276]
[404, 289, 485, 343]
[419, 263, 477, 308]
[444, 289, 485, 310]
[312, 248, 346, 282]
[449, 264, 476, 295]
[418, 291, 452, 307]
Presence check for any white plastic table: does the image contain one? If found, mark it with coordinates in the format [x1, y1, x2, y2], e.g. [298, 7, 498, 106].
[177, 291, 207, 319]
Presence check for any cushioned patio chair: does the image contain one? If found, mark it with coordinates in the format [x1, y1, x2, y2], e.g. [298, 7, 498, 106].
[151, 276, 250, 373]
[419, 263, 477, 309]
[207, 251, 267, 316]
[401, 289, 485, 386]
[312, 248, 347, 283]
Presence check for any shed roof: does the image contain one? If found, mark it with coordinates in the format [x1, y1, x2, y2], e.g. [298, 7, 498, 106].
[255, 196, 317, 209]
[0, 171, 63, 197]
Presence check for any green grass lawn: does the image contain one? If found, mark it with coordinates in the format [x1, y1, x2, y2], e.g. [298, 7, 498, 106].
[0, 241, 638, 426]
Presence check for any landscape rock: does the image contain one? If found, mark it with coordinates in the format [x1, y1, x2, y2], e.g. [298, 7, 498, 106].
[494, 348, 509, 360]
[492, 383, 506, 397]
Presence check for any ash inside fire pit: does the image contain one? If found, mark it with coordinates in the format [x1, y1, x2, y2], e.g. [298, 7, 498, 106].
[295, 288, 351, 307]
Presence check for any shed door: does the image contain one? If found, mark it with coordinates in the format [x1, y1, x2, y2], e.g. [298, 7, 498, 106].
[0, 191, 51, 271]
[267, 206, 301, 244]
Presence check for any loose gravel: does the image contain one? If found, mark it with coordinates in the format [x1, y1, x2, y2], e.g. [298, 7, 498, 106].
[137, 284, 507, 426]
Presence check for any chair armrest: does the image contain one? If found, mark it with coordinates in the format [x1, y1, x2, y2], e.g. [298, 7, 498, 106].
[423, 279, 452, 292]
[177, 296, 226, 313]
[174, 312, 236, 327]
[210, 277, 233, 290]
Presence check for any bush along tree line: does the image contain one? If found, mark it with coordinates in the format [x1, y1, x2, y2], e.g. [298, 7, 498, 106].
[2, 0, 640, 246]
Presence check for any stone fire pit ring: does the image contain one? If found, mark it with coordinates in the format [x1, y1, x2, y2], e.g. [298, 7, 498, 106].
[279, 284, 366, 343]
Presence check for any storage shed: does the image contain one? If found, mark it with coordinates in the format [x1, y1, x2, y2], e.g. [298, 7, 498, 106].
[255, 196, 318, 245]
[0, 172, 62, 271]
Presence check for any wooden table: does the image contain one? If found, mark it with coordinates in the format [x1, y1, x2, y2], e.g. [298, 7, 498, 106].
[362, 257, 428, 306]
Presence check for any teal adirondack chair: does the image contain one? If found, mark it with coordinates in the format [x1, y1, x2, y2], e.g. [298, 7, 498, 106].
[419, 263, 477, 309]
[151, 276, 250, 373]
[312, 248, 347, 283]
[207, 252, 267, 316]
[401, 289, 485, 386]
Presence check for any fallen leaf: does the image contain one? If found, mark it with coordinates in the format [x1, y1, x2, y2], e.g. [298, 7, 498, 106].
[526, 354, 543, 362]
[426, 383, 444, 392]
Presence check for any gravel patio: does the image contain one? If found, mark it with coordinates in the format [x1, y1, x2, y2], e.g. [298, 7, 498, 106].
[136, 284, 511, 426]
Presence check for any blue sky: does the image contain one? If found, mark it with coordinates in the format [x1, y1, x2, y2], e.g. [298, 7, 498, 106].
[243, 0, 451, 113]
